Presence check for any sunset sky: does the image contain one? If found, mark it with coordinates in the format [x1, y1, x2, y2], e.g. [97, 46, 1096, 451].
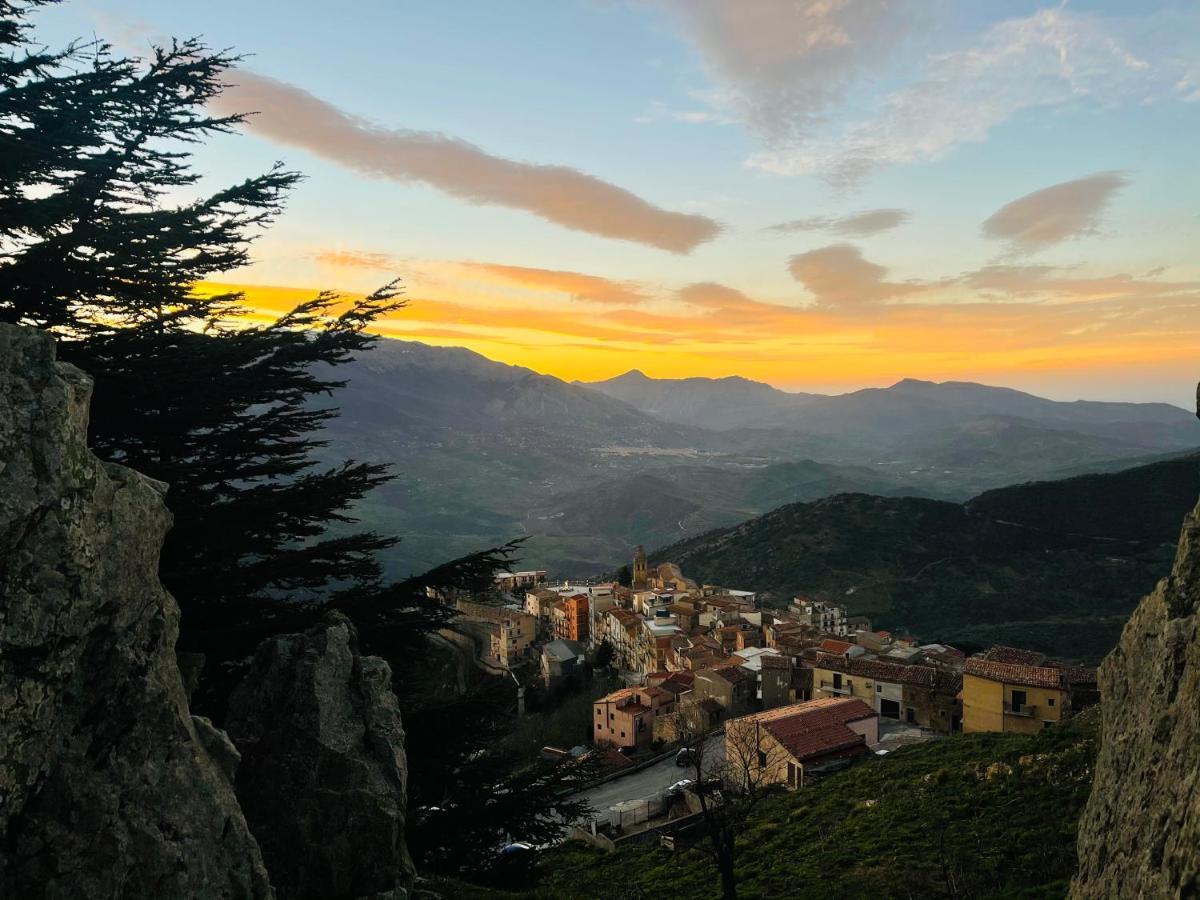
[37, 1, 1200, 405]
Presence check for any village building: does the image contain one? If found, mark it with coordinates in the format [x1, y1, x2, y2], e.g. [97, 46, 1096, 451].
[523, 586, 560, 632]
[593, 685, 676, 750]
[551, 592, 590, 643]
[486, 611, 537, 668]
[789, 596, 851, 636]
[692, 664, 757, 723]
[759, 654, 796, 709]
[725, 698, 879, 789]
[541, 639, 586, 685]
[598, 607, 642, 673]
[818, 638, 868, 659]
[494, 570, 547, 593]
[962, 658, 1075, 734]
[813, 653, 961, 731]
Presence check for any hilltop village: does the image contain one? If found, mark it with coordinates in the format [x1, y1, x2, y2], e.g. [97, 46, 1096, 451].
[456, 547, 1099, 758]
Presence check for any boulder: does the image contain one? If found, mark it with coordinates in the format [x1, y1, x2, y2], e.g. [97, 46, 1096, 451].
[1071, 489, 1200, 895]
[226, 612, 414, 900]
[0, 325, 272, 898]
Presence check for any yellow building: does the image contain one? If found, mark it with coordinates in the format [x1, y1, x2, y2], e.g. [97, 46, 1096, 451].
[961, 659, 1068, 734]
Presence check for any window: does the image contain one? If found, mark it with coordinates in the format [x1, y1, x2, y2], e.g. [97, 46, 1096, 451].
[620, 731, 625, 738]
[832, 673, 842, 690]
[596, 708, 602, 716]
[757, 749, 767, 768]
[596, 723, 602, 730]
[1047, 697, 1055, 707]
[906, 708, 916, 724]
[1043, 721, 1052, 729]
[1011, 689, 1027, 712]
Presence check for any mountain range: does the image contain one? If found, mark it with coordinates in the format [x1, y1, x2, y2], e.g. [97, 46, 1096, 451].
[316, 339, 1200, 579]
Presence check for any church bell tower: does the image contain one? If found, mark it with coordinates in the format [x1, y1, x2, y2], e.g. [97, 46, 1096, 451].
[632, 545, 648, 590]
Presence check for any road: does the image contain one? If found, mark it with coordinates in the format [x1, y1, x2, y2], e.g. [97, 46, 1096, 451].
[577, 733, 725, 813]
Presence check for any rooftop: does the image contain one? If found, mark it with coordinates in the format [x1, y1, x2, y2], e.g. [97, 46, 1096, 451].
[982, 645, 1048, 666]
[964, 658, 1065, 689]
[818, 638, 853, 656]
[733, 698, 876, 763]
[815, 653, 943, 687]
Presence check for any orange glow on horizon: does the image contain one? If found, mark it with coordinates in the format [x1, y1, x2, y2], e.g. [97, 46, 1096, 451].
[198, 276, 1200, 402]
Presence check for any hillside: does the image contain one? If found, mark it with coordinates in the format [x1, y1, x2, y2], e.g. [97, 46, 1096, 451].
[315, 338, 1199, 578]
[652, 454, 1200, 661]
[448, 712, 1099, 900]
[316, 341, 916, 576]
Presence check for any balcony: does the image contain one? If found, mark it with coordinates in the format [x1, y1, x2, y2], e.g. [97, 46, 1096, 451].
[819, 680, 852, 696]
[1003, 703, 1036, 717]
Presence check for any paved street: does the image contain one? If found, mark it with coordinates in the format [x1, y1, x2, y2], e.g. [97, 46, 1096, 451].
[578, 733, 725, 813]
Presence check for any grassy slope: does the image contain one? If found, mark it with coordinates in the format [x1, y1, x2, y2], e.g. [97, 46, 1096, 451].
[442, 711, 1097, 900]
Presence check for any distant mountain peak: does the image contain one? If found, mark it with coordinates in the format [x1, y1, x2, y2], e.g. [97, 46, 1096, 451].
[892, 377, 938, 389]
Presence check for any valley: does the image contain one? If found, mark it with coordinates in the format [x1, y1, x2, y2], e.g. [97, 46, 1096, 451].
[318, 339, 1200, 583]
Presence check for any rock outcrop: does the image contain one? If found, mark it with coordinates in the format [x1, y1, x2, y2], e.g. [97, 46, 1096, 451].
[225, 612, 414, 900]
[0, 325, 273, 898]
[1071, 484, 1200, 893]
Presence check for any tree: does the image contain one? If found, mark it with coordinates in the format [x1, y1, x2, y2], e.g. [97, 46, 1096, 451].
[593, 638, 615, 671]
[668, 702, 790, 900]
[0, 3, 403, 637]
[405, 687, 598, 884]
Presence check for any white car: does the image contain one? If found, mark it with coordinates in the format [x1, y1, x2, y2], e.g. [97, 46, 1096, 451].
[666, 779, 694, 796]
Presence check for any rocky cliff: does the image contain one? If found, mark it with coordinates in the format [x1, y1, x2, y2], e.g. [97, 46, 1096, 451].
[225, 612, 415, 900]
[0, 325, 273, 897]
[1071, 404, 1200, 896]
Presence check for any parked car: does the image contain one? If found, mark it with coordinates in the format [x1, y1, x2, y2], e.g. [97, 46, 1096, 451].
[666, 778, 694, 796]
[493, 842, 537, 888]
[675, 747, 697, 767]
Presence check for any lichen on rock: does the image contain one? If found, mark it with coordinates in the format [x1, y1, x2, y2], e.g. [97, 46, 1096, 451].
[0, 324, 272, 899]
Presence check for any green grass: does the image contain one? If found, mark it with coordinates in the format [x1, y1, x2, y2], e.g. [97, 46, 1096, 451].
[477, 711, 1101, 900]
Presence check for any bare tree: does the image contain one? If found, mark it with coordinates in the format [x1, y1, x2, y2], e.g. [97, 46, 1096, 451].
[668, 702, 791, 900]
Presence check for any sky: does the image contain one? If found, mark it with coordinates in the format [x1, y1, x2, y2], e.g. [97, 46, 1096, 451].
[33, 0, 1200, 405]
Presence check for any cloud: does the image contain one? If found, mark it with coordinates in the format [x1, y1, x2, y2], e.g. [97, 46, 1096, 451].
[651, 0, 910, 147]
[767, 208, 910, 237]
[214, 70, 721, 253]
[787, 243, 922, 306]
[312, 249, 399, 271]
[981, 171, 1129, 252]
[457, 262, 650, 306]
[745, 8, 1181, 185]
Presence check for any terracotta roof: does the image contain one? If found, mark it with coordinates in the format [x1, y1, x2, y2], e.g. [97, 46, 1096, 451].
[1062, 666, 1098, 686]
[734, 698, 875, 763]
[761, 655, 791, 670]
[815, 653, 942, 687]
[982, 645, 1047, 666]
[819, 638, 853, 655]
[704, 664, 756, 685]
[608, 608, 641, 627]
[964, 658, 1065, 689]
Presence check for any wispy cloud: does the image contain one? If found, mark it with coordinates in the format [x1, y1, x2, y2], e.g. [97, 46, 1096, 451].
[767, 208, 910, 237]
[981, 171, 1129, 253]
[312, 249, 400, 271]
[787, 243, 924, 306]
[214, 70, 721, 253]
[457, 262, 650, 306]
[682, 5, 1190, 186]
[651, 0, 910, 148]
